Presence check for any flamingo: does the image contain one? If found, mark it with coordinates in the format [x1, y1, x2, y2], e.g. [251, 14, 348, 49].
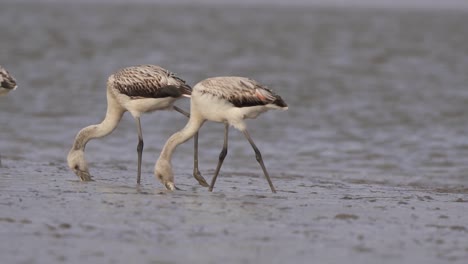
[0, 65, 17, 96]
[67, 64, 209, 186]
[154, 76, 288, 193]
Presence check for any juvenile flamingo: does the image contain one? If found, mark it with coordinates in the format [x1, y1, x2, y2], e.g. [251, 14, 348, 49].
[67, 64, 208, 186]
[154, 76, 288, 192]
[0, 65, 17, 96]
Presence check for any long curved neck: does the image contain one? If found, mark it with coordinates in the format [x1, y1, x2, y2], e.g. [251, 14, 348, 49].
[71, 92, 124, 151]
[159, 114, 205, 162]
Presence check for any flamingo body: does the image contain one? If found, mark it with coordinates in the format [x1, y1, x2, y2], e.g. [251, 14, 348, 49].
[192, 77, 287, 130]
[109, 65, 191, 116]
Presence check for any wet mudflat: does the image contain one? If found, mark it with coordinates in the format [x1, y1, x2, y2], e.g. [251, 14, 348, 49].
[1, 159, 467, 264]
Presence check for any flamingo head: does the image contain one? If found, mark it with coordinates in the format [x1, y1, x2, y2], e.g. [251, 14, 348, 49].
[67, 149, 93, 181]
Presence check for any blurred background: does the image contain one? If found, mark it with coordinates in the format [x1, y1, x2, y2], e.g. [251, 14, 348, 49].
[1, 0, 467, 188]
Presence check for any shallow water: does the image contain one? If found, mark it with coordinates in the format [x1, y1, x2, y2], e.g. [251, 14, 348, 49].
[1, 2, 468, 263]
[1, 2, 468, 188]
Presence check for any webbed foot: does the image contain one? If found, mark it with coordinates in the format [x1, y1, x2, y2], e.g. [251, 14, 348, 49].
[75, 170, 93, 181]
[193, 169, 209, 187]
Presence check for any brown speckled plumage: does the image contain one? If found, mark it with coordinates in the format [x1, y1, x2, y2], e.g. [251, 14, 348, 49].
[0, 65, 17, 93]
[112, 64, 191, 99]
[196, 77, 287, 108]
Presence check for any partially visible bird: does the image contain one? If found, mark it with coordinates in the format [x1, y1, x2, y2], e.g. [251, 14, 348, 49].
[67, 64, 209, 186]
[154, 76, 288, 192]
[0, 65, 17, 96]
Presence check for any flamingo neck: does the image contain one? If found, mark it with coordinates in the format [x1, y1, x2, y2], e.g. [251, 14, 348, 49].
[159, 114, 205, 162]
[71, 95, 124, 151]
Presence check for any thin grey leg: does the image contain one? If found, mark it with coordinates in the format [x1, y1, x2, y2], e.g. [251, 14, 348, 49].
[174, 105, 208, 187]
[242, 130, 276, 193]
[136, 117, 144, 185]
[209, 123, 229, 192]
[193, 131, 209, 187]
[173, 105, 189, 118]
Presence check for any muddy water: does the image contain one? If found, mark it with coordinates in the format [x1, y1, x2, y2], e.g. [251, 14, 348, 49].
[1, 2, 468, 264]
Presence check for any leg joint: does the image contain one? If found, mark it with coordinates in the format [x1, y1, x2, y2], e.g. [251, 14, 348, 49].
[219, 148, 228, 160]
[255, 152, 262, 162]
[137, 139, 144, 152]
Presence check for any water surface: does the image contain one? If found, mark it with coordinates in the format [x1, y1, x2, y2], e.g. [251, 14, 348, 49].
[1, 3, 467, 188]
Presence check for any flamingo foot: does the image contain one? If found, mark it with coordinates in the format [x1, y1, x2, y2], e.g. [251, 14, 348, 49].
[193, 169, 209, 187]
[75, 170, 93, 181]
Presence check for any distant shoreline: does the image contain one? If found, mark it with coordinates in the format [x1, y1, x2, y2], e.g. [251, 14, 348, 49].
[5, 0, 468, 11]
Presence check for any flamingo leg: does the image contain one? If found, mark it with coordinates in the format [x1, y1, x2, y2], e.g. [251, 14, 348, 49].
[76, 169, 93, 182]
[209, 123, 229, 192]
[173, 106, 209, 187]
[193, 131, 209, 187]
[136, 117, 144, 184]
[242, 130, 277, 193]
[173, 105, 189, 118]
